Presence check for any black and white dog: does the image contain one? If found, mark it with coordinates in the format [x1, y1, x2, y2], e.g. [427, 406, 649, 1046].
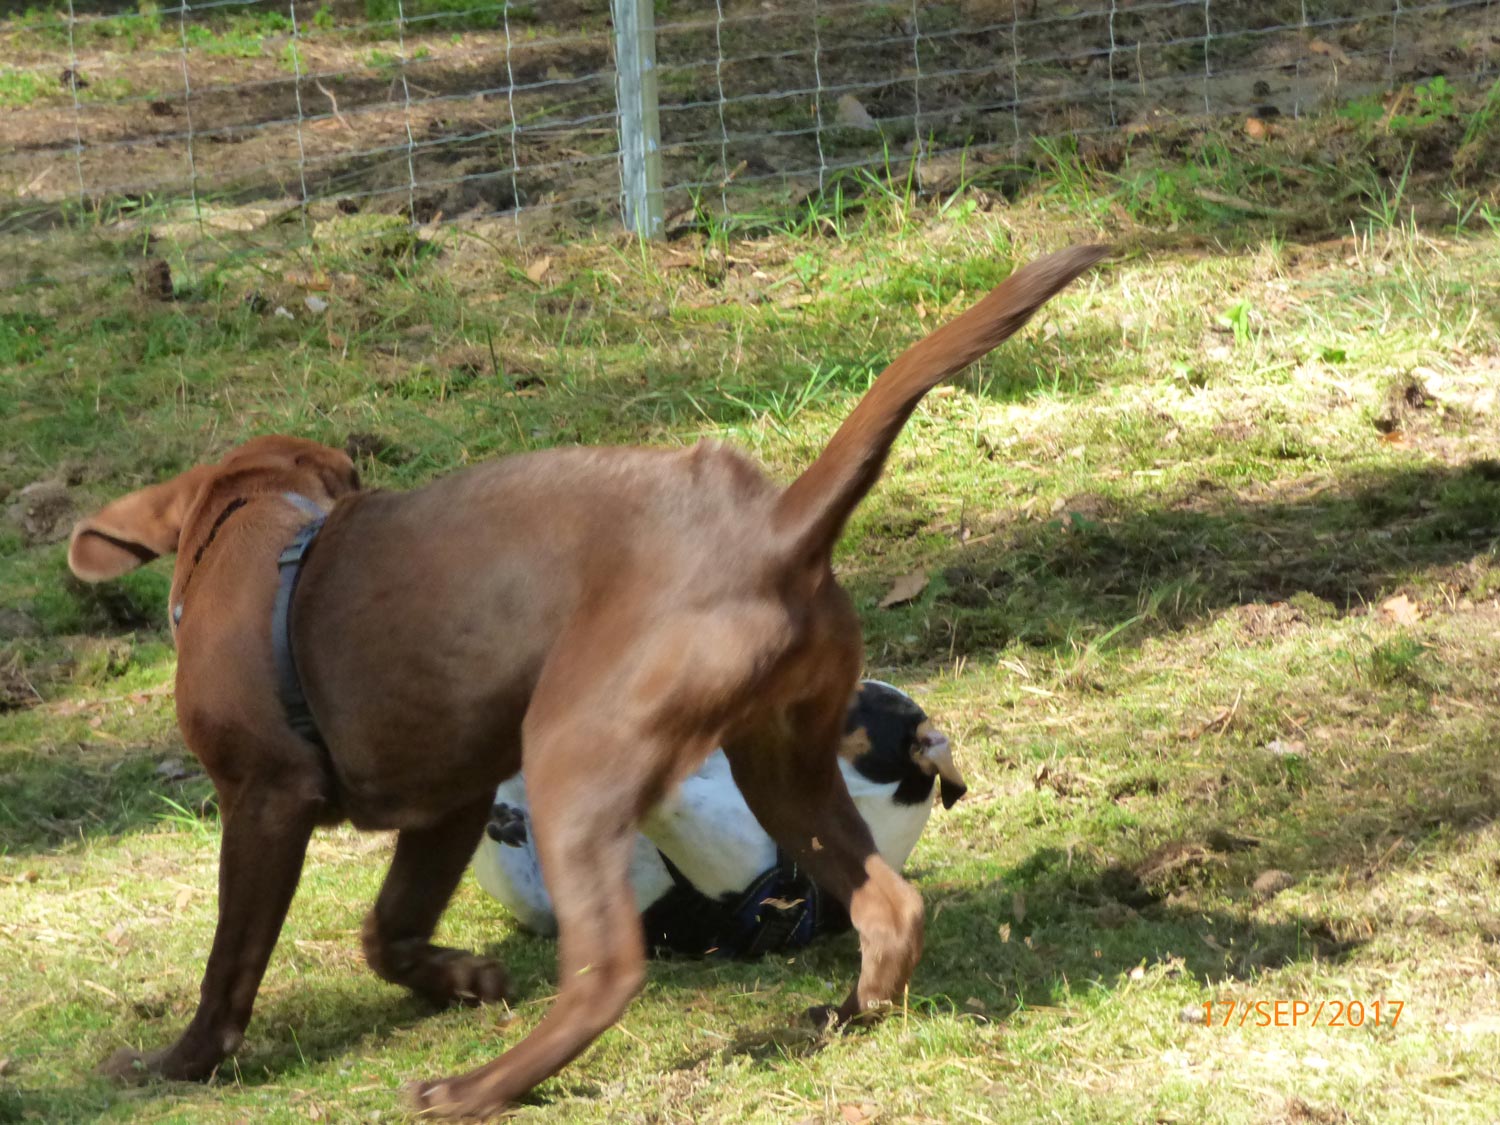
[473, 681, 966, 958]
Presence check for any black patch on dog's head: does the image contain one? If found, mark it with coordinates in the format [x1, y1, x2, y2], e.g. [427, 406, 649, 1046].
[842, 682, 938, 806]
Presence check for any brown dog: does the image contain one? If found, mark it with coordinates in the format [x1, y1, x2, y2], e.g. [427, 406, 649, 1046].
[68, 244, 1107, 1116]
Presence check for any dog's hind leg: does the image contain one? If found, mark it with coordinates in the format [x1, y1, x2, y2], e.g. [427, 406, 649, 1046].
[362, 794, 511, 1007]
[101, 774, 323, 1081]
[723, 690, 925, 1027]
[409, 741, 659, 1115]
[410, 622, 729, 1116]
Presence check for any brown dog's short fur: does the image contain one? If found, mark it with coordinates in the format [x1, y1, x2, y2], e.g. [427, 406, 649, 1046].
[68, 245, 1107, 1116]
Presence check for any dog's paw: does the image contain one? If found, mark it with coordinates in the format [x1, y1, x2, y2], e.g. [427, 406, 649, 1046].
[805, 998, 890, 1033]
[486, 804, 528, 848]
[407, 1076, 506, 1119]
[98, 1045, 208, 1083]
[99, 1042, 224, 1084]
[804, 1004, 841, 1032]
[413, 947, 513, 1008]
[99, 1047, 157, 1083]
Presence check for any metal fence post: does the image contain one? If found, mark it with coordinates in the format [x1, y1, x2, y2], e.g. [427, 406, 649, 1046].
[613, 0, 664, 239]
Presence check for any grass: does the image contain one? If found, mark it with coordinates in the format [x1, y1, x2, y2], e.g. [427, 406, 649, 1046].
[3, 95, 1500, 1124]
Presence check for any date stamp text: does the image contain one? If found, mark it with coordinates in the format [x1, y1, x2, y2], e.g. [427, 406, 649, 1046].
[1201, 999, 1404, 1029]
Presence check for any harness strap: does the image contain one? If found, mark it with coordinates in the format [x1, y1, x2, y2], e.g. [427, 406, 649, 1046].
[272, 492, 329, 750]
[650, 847, 827, 958]
[736, 850, 823, 958]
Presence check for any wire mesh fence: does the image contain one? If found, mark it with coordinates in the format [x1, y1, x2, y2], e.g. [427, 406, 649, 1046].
[1, 0, 1496, 289]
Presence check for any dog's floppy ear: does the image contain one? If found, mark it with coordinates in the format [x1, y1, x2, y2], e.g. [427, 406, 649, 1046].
[68, 464, 214, 582]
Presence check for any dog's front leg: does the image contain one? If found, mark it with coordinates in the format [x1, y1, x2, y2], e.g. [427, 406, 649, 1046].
[102, 785, 321, 1082]
[362, 796, 511, 1006]
[724, 696, 925, 1028]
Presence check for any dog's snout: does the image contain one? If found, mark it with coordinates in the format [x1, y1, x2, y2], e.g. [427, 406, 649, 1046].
[915, 721, 967, 809]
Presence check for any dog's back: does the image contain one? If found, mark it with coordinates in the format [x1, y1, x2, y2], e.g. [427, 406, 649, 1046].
[294, 441, 797, 827]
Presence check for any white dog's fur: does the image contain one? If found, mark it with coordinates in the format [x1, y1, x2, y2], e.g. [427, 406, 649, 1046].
[473, 681, 963, 950]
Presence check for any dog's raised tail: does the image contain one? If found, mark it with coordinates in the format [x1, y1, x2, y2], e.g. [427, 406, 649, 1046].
[772, 243, 1110, 569]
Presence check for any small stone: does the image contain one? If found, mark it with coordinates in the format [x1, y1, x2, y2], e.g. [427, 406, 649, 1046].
[134, 258, 173, 301]
[6, 480, 74, 545]
[1253, 869, 1297, 899]
[835, 94, 877, 130]
[0, 607, 41, 640]
[154, 759, 198, 783]
[1206, 828, 1260, 853]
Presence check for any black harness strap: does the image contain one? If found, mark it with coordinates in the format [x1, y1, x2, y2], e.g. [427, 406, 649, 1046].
[272, 492, 329, 751]
[737, 850, 824, 958]
[646, 847, 831, 959]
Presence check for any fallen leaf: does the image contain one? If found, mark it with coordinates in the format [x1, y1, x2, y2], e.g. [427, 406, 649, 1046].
[877, 570, 928, 609]
[1308, 37, 1350, 64]
[1380, 593, 1422, 626]
[840, 1103, 878, 1125]
[282, 269, 331, 291]
[174, 887, 194, 912]
[998, 922, 1011, 943]
[1128, 965, 1146, 981]
[525, 255, 552, 283]
[1266, 739, 1306, 756]
[104, 923, 127, 946]
[1245, 116, 1270, 140]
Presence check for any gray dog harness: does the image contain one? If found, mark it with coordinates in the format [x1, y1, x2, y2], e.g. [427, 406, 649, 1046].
[272, 492, 329, 750]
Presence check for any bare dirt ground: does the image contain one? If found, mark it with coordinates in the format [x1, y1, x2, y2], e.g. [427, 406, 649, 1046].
[0, 0, 1496, 286]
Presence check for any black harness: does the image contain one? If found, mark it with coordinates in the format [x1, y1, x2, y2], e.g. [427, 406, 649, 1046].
[172, 491, 331, 750]
[271, 493, 329, 751]
[641, 848, 848, 959]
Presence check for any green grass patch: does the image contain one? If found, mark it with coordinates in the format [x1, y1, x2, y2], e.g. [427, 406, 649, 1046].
[4, 103, 1500, 1124]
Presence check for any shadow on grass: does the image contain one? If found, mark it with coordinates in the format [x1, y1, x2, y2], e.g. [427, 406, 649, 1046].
[0, 988, 453, 1122]
[0, 734, 207, 858]
[866, 459, 1500, 663]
